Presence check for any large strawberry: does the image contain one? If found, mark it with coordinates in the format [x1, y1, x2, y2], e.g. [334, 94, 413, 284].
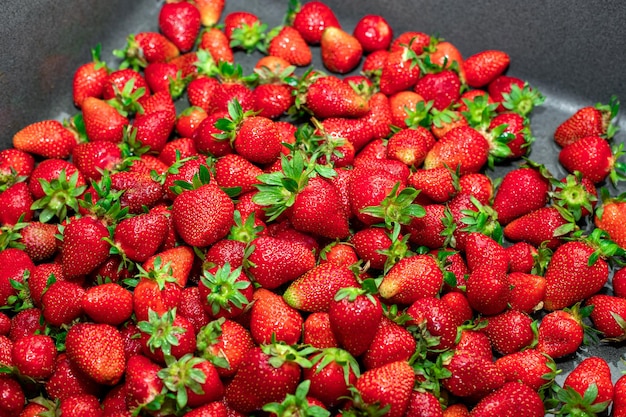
[290, 0, 341, 45]
[470, 381, 545, 417]
[353, 360, 415, 417]
[13, 120, 78, 159]
[158, 1, 201, 52]
[321, 26, 363, 74]
[378, 254, 444, 305]
[299, 75, 369, 119]
[558, 356, 614, 416]
[423, 125, 491, 175]
[492, 164, 551, 225]
[60, 215, 110, 280]
[554, 96, 619, 147]
[594, 191, 626, 248]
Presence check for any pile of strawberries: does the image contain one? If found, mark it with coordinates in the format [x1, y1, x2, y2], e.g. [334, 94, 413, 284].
[2, 0, 626, 416]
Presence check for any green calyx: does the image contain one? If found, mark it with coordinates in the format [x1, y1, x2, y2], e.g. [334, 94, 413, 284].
[200, 262, 250, 317]
[137, 308, 186, 357]
[195, 318, 231, 369]
[31, 169, 87, 224]
[596, 95, 620, 139]
[262, 380, 331, 417]
[230, 21, 269, 54]
[361, 182, 426, 235]
[135, 257, 179, 290]
[501, 82, 545, 117]
[549, 172, 597, 221]
[106, 77, 145, 117]
[461, 94, 499, 129]
[158, 353, 208, 411]
[78, 173, 128, 225]
[228, 210, 263, 244]
[459, 196, 502, 243]
[113, 34, 146, 71]
[261, 342, 317, 369]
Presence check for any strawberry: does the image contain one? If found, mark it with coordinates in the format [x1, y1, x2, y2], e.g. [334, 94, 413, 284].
[428, 40, 465, 80]
[8, 307, 44, 341]
[283, 262, 359, 312]
[423, 125, 491, 175]
[613, 374, 626, 417]
[0, 182, 34, 226]
[595, 192, 626, 248]
[125, 354, 168, 413]
[58, 394, 104, 417]
[379, 47, 421, 96]
[387, 126, 436, 167]
[115, 32, 180, 70]
[66, 322, 125, 385]
[379, 255, 444, 305]
[388, 91, 425, 129]
[443, 351, 506, 401]
[224, 343, 313, 414]
[11, 334, 57, 380]
[45, 352, 103, 400]
[407, 295, 459, 351]
[507, 272, 546, 313]
[41, 280, 86, 326]
[112, 210, 169, 263]
[483, 309, 536, 355]
[303, 347, 359, 408]
[491, 112, 534, 159]
[171, 175, 234, 247]
[350, 226, 396, 270]
[224, 11, 267, 53]
[469, 381, 545, 417]
[543, 232, 612, 311]
[138, 308, 196, 364]
[82, 282, 133, 326]
[13, 120, 78, 159]
[81, 97, 129, 143]
[253, 82, 295, 120]
[214, 153, 263, 195]
[143, 61, 188, 99]
[290, 0, 341, 45]
[354, 360, 415, 417]
[302, 75, 370, 119]
[199, 28, 234, 65]
[554, 96, 619, 147]
[245, 235, 316, 289]
[158, 354, 224, 409]
[321, 26, 363, 74]
[614, 267, 626, 298]
[536, 306, 586, 358]
[466, 266, 510, 316]
[303, 312, 338, 349]
[102, 68, 149, 102]
[492, 164, 551, 225]
[503, 206, 572, 250]
[187, 76, 220, 112]
[414, 70, 462, 111]
[71, 140, 122, 182]
[328, 287, 383, 357]
[249, 288, 303, 345]
[389, 31, 431, 54]
[559, 134, 625, 184]
[362, 317, 417, 370]
[268, 26, 312, 66]
[353, 14, 393, 53]
[559, 356, 614, 415]
[198, 263, 253, 320]
[158, 1, 201, 52]
[73, 44, 109, 108]
[176, 106, 207, 138]
[196, 318, 255, 380]
[60, 216, 110, 280]
[443, 404, 470, 417]
[404, 390, 444, 417]
[585, 294, 626, 340]
[488, 76, 545, 117]
[495, 348, 557, 392]
[109, 171, 164, 214]
[0, 376, 25, 417]
[463, 49, 510, 88]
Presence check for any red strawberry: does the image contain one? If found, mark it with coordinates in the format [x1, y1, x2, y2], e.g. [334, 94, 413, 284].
[138, 308, 196, 364]
[559, 135, 623, 184]
[199, 27, 234, 65]
[554, 96, 619, 147]
[102, 68, 149, 102]
[82, 282, 133, 326]
[428, 40, 465, 81]
[560, 356, 614, 415]
[113, 210, 169, 262]
[224, 343, 312, 414]
[406, 295, 459, 351]
[268, 26, 312, 67]
[354, 360, 415, 417]
[543, 235, 611, 311]
[613, 373, 626, 417]
[11, 334, 56, 380]
[159, 354, 224, 409]
[536, 306, 586, 358]
[321, 26, 363, 74]
[303, 312, 338, 349]
[503, 206, 572, 250]
[291, 1, 341, 45]
[82, 97, 129, 143]
[495, 348, 557, 392]
[408, 167, 457, 204]
[0, 376, 25, 417]
[379, 48, 421, 96]
[71, 140, 122, 181]
[58, 394, 104, 417]
[253, 83, 295, 120]
[198, 263, 253, 320]
[379, 255, 444, 305]
[214, 154, 262, 195]
[387, 126, 436, 168]
[483, 309, 536, 355]
[492, 164, 551, 225]
[414, 70, 462, 111]
[328, 287, 383, 357]
[245, 235, 316, 289]
[125, 354, 167, 412]
[196, 318, 255, 378]
[116, 32, 180, 70]
[41, 280, 86, 326]
[13, 120, 78, 159]
[249, 288, 303, 345]
[283, 262, 359, 312]
[158, 1, 201, 52]
[73, 45, 109, 107]
[45, 352, 103, 400]
[66, 322, 126, 385]
[176, 106, 207, 138]
[423, 125, 490, 175]
[488, 76, 545, 117]
[595, 194, 626, 248]
[353, 14, 393, 53]
[507, 272, 546, 313]
[143, 61, 188, 99]
[585, 294, 626, 340]
[463, 49, 510, 88]
[466, 266, 510, 316]
[0, 182, 34, 226]
[224, 11, 266, 53]
[303, 75, 370, 119]
[109, 171, 164, 214]
[362, 317, 417, 370]
[194, 0, 224, 26]
[469, 381, 545, 417]
[443, 351, 506, 400]
[61, 216, 110, 280]
[303, 347, 359, 408]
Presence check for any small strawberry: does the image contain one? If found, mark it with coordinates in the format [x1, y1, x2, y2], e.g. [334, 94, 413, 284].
[196, 317, 255, 378]
[60, 216, 110, 280]
[13, 120, 78, 159]
[463, 49, 510, 88]
[503, 206, 573, 250]
[423, 125, 491, 175]
[249, 288, 303, 345]
[492, 164, 551, 225]
[613, 373, 626, 417]
[321, 26, 363, 74]
[199, 28, 234, 65]
[41, 280, 86, 326]
[114, 32, 180, 70]
[470, 381, 545, 417]
[353, 360, 415, 417]
[483, 309, 536, 355]
[290, 0, 341, 45]
[559, 135, 626, 184]
[300, 75, 370, 119]
[379, 47, 421, 96]
[283, 262, 359, 313]
[554, 96, 620, 147]
[65, 322, 126, 385]
[303, 312, 338, 349]
[507, 271, 546, 313]
[0, 376, 25, 417]
[595, 190, 626, 248]
[82, 282, 133, 326]
[414, 70, 462, 111]
[536, 305, 588, 359]
[379, 254, 444, 305]
[267, 25, 312, 66]
[81, 97, 130, 143]
[495, 348, 558, 392]
[158, 1, 201, 52]
[443, 351, 506, 401]
[0, 182, 34, 226]
[353, 14, 393, 53]
[557, 356, 614, 416]
[303, 347, 359, 409]
[194, 0, 225, 26]
[406, 295, 459, 352]
[361, 317, 417, 370]
[585, 294, 626, 340]
[11, 334, 57, 380]
[73, 44, 109, 108]
[224, 11, 267, 53]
